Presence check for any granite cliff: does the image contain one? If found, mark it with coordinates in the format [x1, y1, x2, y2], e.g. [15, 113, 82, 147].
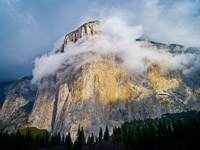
[0, 21, 200, 139]
[0, 76, 37, 132]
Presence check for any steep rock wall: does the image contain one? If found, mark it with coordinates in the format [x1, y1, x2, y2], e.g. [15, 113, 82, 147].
[0, 21, 199, 139]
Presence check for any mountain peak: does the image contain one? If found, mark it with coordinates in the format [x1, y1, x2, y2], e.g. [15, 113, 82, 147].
[63, 21, 100, 52]
[1, 20, 200, 141]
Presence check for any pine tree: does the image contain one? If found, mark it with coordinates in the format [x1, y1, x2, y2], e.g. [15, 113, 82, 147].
[99, 128, 103, 141]
[104, 125, 109, 141]
[81, 127, 86, 145]
[73, 126, 86, 150]
[87, 135, 91, 144]
[44, 132, 50, 147]
[24, 128, 33, 149]
[91, 133, 94, 144]
[66, 132, 72, 150]
[34, 135, 40, 149]
[50, 133, 61, 146]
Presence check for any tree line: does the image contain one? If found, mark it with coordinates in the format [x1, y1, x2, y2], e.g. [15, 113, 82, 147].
[0, 111, 200, 150]
[0, 125, 110, 150]
[113, 117, 200, 150]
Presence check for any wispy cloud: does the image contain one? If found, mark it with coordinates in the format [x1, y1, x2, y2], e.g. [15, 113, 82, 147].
[81, 0, 200, 47]
[1, 0, 200, 82]
[32, 16, 199, 83]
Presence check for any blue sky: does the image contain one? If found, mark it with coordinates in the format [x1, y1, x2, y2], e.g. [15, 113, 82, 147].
[0, 0, 200, 82]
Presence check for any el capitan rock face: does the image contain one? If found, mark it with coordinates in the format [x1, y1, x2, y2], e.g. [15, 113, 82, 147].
[0, 76, 37, 132]
[0, 21, 200, 139]
[63, 21, 100, 52]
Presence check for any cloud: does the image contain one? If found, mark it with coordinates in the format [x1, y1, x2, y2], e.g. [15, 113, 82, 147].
[81, 0, 200, 47]
[32, 16, 200, 83]
[1, 0, 200, 82]
[0, 0, 97, 82]
[131, 0, 200, 47]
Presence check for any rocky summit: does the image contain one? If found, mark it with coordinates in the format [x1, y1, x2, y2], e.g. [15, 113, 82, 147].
[0, 21, 200, 139]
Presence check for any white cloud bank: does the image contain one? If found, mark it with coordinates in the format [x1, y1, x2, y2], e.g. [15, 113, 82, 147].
[31, 16, 199, 83]
[134, 0, 200, 47]
[80, 0, 200, 47]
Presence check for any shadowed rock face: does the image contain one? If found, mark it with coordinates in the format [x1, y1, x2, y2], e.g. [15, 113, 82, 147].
[0, 76, 37, 132]
[0, 21, 200, 139]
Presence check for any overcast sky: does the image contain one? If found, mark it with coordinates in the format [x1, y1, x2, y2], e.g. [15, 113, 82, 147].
[0, 0, 200, 82]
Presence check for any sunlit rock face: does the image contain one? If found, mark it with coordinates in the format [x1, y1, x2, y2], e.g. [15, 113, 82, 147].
[0, 21, 200, 139]
[62, 21, 100, 52]
[28, 21, 200, 139]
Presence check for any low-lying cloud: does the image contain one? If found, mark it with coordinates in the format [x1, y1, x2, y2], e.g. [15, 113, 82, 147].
[80, 0, 200, 47]
[32, 16, 200, 83]
[1, 0, 200, 82]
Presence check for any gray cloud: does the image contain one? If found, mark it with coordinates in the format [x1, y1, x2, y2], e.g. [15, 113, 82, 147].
[0, 0, 97, 82]
[1, 0, 200, 82]
[81, 0, 200, 47]
[32, 16, 199, 83]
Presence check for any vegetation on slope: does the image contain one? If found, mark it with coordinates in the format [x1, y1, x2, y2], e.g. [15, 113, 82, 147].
[0, 111, 200, 150]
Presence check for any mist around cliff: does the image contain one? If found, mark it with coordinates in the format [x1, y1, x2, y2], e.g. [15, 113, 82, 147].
[1, 0, 200, 82]
[31, 16, 200, 83]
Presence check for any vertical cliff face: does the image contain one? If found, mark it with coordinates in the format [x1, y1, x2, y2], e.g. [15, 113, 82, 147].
[63, 21, 100, 52]
[0, 21, 200, 139]
[0, 76, 37, 132]
[28, 21, 200, 139]
[29, 57, 200, 139]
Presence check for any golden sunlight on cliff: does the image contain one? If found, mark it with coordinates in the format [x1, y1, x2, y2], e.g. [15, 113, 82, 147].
[71, 61, 136, 105]
[148, 65, 181, 94]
